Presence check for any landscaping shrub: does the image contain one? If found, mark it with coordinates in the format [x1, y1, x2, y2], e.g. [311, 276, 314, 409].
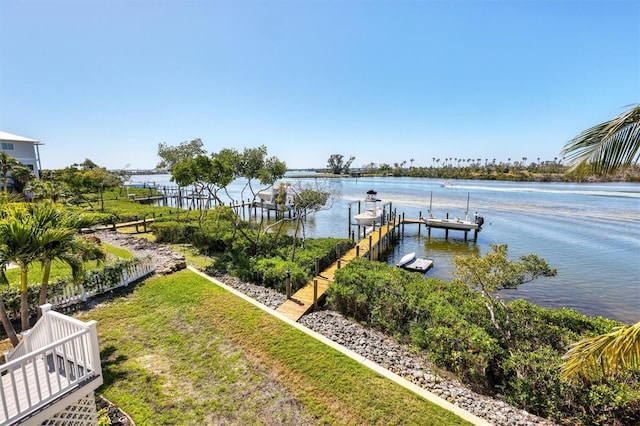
[326, 257, 639, 425]
[150, 221, 198, 243]
[252, 258, 309, 292]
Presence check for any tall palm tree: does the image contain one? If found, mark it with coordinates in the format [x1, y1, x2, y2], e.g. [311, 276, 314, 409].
[562, 104, 640, 175]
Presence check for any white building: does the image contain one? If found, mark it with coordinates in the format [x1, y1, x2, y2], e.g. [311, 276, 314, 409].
[0, 131, 44, 178]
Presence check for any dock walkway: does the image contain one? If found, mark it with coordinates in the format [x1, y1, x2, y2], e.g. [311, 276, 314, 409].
[276, 218, 400, 321]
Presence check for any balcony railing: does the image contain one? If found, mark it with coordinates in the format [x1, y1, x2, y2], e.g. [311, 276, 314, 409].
[1, 304, 103, 425]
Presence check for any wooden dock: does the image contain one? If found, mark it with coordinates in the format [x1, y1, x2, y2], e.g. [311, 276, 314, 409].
[276, 209, 484, 321]
[276, 218, 401, 321]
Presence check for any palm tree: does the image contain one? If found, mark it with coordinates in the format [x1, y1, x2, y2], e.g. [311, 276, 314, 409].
[35, 206, 104, 317]
[560, 106, 640, 381]
[0, 207, 41, 331]
[562, 104, 640, 175]
[0, 203, 104, 332]
[561, 321, 640, 382]
[0, 196, 22, 345]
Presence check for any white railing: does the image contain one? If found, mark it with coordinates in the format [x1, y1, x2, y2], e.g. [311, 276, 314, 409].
[49, 256, 155, 309]
[1, 305, 103, 425]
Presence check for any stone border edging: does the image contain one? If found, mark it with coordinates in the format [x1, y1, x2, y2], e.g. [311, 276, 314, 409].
[187, 266, 491, 426]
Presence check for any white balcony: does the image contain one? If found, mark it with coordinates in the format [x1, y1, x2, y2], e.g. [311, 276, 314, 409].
[1, 304, 103, 425]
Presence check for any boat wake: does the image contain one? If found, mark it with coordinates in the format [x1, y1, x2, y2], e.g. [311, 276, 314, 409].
[449, 184, 640, 199]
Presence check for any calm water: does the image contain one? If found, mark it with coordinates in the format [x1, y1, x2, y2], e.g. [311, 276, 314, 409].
[131, 174, 640, 324]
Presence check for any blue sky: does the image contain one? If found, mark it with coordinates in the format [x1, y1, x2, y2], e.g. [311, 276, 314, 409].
[1, 0, 638, 171]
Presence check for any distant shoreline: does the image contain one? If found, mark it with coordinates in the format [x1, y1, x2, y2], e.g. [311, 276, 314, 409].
[124, 167, 640, 183]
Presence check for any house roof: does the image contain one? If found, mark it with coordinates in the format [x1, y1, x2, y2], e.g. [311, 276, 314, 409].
[0, 131, 43, 144]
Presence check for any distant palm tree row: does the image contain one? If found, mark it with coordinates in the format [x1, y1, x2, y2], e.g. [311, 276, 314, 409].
[347, 152, 640, 182]
[352, 156, 639, 182]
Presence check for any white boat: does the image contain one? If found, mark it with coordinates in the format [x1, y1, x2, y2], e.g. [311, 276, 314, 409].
[396, 252, 434, 272]
[397, 252, 416, 267]
[354, 190, 384, 226]
[423, 213, 482, 231]
[424, 192, 485, 231]
[257, 186, 296, 210]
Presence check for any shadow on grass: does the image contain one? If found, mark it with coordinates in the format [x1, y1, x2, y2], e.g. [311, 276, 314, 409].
[100, 344, 129, 386]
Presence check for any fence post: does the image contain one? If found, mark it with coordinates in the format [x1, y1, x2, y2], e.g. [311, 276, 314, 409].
[313, 279, 318, 309]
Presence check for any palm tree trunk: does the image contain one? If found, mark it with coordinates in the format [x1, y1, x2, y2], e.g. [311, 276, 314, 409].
[0, 296, 19, 347]
[20, 267, 29, 331]
[38, 260, 52, 319]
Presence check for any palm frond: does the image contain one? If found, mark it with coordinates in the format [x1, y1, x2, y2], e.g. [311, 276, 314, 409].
[560, 321, 640, 382]
[562, 105, 640, 175]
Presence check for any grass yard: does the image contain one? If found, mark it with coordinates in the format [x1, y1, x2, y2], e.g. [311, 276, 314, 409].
[76, 269, 470, 425]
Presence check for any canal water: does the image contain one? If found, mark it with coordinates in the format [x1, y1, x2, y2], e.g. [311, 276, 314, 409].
[130, 174, 640, 324]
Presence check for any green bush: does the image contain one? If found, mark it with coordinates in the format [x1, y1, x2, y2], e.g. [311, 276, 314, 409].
[252, 258, 309, 292]
[326, 257, 639, 425]
[150, 221, 198, 243]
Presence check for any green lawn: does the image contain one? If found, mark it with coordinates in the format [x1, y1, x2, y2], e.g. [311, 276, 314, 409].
[76, 270, 470, 425]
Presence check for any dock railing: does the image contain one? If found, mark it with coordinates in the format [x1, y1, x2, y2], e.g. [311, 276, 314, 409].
[1, 304, 103, 425]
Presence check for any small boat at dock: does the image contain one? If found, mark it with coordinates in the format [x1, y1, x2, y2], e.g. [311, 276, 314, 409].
[423, 213, 483, 231]
[396, 252, 434, 273]
[257, 185, 296, 210]
[354, 190, 384, 226]
[424, 192, 484, 232]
